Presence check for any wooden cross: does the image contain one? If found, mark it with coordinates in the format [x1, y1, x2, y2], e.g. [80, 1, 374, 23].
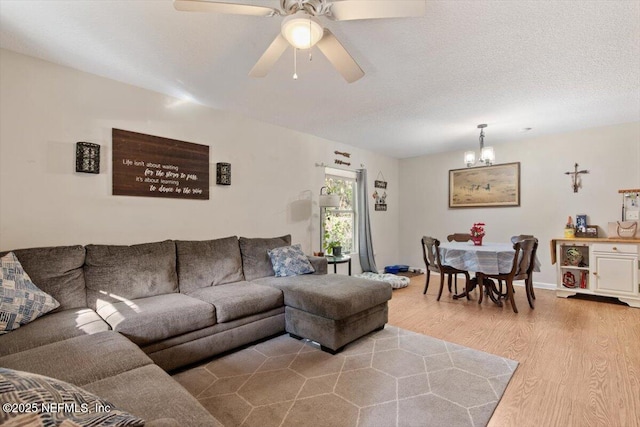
[564, 163, 589, 193]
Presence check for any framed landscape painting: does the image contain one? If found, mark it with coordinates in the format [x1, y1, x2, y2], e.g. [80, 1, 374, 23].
[449, 162, 520, 208]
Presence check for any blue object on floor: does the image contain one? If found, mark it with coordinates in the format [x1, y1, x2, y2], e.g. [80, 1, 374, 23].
[384, 265, 410, 274]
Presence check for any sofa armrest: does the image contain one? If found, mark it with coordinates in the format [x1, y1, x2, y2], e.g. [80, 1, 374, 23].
[307, 256, 328, 275]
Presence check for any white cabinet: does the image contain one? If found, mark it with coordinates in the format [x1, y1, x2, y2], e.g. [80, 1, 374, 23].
[553, 239, 640, 308]
[592, 244, 638, 296]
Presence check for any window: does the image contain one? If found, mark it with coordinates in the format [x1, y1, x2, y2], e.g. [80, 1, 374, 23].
[322, 171, 356, 254]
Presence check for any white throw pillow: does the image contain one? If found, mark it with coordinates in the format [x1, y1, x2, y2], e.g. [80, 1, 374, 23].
[0, 252, 60, 334]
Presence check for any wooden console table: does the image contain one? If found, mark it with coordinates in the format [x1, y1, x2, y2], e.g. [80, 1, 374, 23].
[550, 238, 640, 308]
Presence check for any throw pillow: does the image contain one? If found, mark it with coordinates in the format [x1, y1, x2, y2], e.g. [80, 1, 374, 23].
[0, 252, 60, 334]
[268, 244, 315, 277]
[0, 367, 145, 426]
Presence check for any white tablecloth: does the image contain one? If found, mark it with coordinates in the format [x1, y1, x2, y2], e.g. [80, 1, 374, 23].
[439, 241, 540, 275]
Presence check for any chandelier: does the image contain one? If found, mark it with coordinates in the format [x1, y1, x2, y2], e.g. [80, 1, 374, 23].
[464, 124, 495, 167]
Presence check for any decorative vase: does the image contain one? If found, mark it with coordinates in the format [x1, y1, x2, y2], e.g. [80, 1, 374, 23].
[472, 236, 483, 246]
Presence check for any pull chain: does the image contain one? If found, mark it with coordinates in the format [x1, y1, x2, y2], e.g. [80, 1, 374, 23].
[308, 18, 313, 62]
[293, 48, 298, 80]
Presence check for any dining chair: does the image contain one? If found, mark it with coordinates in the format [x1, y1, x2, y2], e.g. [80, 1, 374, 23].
[496, 235, 536, 296]
[510, 234, 534, 244]
[476, 238, 537, 313]
[421, 236, 471, 300]
[510, 234, 537, 306]
[445, 233, 472, 294]
[523, 239, 539, 309]
[447, 233, 472, 242]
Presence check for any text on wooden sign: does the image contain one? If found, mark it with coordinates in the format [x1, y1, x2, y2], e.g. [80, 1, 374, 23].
[112, 129, 209, 200]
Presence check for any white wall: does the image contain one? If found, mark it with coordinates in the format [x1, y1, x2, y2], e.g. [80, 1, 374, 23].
[0, 49, 400, 272]
[399, 122, 640, 286]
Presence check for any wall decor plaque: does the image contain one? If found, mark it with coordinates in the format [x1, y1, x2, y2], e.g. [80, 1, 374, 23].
[76, 142, 100, 174]
[216, 162, 231, 185]
[112, 129, 209, 200]
[374, 171, 387, 189]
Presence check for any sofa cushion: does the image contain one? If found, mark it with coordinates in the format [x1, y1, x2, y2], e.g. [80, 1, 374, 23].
[0, 331, 152, 386]
[268, 244, 315, 277]
[0, 308, 110, 357]
[176, 237, 244, 293]
[84, 240, 178, 310]
[187, 282, 283, 323]
[0, 252, 60, 334]
[253, 274, 392, 320]
[0, 367, 145, 426]
[96, 293, 215, 346]
[239, 235, 291, 281]
[0, 245, 87, 310]
[83, 364, 222, 426]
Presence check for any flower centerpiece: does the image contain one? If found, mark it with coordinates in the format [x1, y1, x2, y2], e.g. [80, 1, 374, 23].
[470, 222, 486, 246]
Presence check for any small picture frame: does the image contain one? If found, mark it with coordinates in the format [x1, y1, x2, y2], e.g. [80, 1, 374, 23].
[576, 214, 587, 232]
[575, 225, 598, 238]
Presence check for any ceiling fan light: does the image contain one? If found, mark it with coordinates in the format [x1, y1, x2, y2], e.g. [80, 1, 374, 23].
[281, 12, 324, 49]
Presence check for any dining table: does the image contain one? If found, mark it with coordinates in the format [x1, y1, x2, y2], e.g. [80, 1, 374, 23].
[438, 241, 541, 305]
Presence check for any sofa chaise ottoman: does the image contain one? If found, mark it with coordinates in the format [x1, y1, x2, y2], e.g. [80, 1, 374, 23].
[241, 236, 393, 353]
[253, 274, 392, 353]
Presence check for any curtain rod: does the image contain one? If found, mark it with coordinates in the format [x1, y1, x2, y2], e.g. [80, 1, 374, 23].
[315, 162, 365, 172]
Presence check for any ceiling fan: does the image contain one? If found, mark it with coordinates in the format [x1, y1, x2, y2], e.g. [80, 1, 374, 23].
[173, 0, 425, 83]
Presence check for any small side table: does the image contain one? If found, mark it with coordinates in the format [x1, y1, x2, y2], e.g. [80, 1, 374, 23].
[326, 255, 352, 276]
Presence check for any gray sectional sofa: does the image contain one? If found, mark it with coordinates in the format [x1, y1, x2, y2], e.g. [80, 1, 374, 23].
[0, 235, 392, 426]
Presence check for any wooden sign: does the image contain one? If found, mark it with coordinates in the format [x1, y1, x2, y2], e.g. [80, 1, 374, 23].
[112, 129, 209, 200]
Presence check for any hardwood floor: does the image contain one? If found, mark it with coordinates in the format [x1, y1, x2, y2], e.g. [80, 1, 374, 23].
[388, 275, 640, 427]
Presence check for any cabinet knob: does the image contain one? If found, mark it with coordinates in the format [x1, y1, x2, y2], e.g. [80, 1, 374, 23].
[612, 247, 617, 251]
[592, 272, 597, 276]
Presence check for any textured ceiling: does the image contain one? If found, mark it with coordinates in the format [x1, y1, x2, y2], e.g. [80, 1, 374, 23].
[1, 0, 638, 159]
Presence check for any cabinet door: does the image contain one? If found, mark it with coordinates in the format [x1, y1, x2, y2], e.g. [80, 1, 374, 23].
[593, 255, 638, 296]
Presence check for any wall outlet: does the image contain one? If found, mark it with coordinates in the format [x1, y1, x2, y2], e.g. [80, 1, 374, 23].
[627, 210, 640, 220]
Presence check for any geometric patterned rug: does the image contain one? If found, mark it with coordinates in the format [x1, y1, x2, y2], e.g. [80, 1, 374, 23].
[173, 325, 518, 427]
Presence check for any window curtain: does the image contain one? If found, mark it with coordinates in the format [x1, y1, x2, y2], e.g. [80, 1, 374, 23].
[356, 169, 378, 273]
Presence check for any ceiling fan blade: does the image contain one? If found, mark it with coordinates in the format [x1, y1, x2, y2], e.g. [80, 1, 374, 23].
[173, 0, 279, 17]
[316, 29, 364, 83]
[329, 0, 425, 21]
[249, 34, 289, 78]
